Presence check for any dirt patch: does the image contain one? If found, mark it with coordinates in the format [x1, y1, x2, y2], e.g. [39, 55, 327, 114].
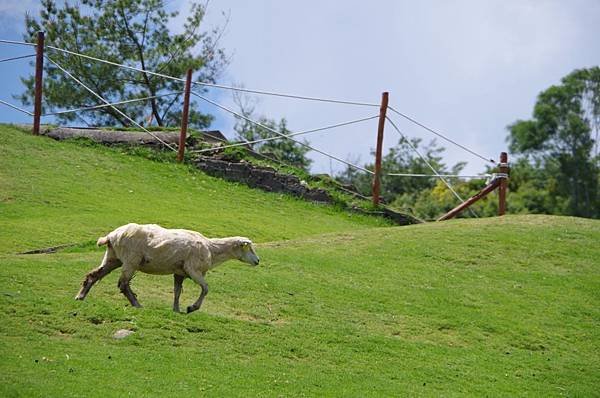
[19, 243, 78, 255]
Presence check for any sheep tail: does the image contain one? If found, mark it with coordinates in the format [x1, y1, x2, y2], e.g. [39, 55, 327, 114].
[96, 236, 109, 247]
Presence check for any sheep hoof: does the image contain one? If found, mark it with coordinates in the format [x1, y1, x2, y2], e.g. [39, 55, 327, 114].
[186, 305, 197, 314]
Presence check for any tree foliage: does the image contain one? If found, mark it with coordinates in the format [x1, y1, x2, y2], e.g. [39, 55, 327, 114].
[337, 137, 463, 201]
[336, 137, 494, 220]
[508, 67, 600, 218]
[337, 68, 600, 220]
[20, 0, 228, 128]
[391, 178, 499, 220]
[502, 158, 568, 215]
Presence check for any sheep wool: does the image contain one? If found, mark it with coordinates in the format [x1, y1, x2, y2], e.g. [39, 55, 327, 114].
[75, 223, 260, 313]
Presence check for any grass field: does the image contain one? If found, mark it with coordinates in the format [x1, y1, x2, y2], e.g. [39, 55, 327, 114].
[0, 125, 388, 254]
[1, 125, 599, 396]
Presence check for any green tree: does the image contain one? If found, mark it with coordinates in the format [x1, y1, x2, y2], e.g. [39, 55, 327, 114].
[502, 157, 568, 215]
[337, 137, 463, 202]
[19, 0, 228, 128]
[508, 67, 600, 218]
[336, 137, 504, 220]
[392, 178, 497, 220]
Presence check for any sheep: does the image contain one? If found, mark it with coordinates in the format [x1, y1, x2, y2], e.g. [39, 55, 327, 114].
[75, 223, 260, 313]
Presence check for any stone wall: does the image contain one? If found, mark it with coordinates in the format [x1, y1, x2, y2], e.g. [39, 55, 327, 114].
[195, 157, 333, 203]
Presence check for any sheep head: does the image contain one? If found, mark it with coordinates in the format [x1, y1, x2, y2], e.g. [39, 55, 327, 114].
[235, 238, 260, 266]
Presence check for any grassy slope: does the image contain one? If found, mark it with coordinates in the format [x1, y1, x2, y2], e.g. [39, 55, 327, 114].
[0, 125, 388, 253]
[1, 125, 599, 396]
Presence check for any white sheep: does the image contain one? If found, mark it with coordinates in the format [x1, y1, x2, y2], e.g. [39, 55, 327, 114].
[75, 223, 260, 313]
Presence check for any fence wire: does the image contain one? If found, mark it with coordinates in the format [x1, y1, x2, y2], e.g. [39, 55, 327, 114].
[0, 54, 35, 63]
[191, 114, 379, 154]
[46, 55, 177, 151]
[192, 91, 375, 175]
[43, 92, 184, 117]
[44, 45, 379, 107]
[386, 172, 491, 179]
[386, 115, 479, 218]
[0, 39, 36, 47]
[1, 38, 501, 212]
[0, 99, 33, 116]
[388, 106, 496, 165]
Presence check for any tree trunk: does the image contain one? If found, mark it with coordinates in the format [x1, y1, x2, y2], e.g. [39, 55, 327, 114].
[119, 4, 164, 127]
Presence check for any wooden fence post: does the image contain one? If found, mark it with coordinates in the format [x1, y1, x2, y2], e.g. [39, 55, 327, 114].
[498, 151, 509, 215]
[437, 179, 501, 221]
[372, 91, 389, 206]
[437, 151, 510, 221]
[32, 31, 45, 136]
[177, 68, 193, 163]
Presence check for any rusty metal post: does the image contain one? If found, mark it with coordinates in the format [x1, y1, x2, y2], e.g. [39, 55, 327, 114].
[372, 91, 389, 206]
[498, 152, 509, 215]
[32, 31, 45, 136]
[177, 68, 193, 163]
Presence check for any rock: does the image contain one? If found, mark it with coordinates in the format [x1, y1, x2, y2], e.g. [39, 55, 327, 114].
[113, 329, 134, 339]
[195, 157, 335, 204]
[41, 127, 180, 147]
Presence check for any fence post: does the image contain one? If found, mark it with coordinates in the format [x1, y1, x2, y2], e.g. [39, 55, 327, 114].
[177, 68, 193, 163]
[498, 151, 509, 215]
[32, 31, 45, 136]
[372, 91, 389, 206]
[437, 179, 501, 221]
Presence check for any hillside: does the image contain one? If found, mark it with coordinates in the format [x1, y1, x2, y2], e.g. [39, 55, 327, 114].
[0, 125, 599, 396]
[0, 125, 389, 254]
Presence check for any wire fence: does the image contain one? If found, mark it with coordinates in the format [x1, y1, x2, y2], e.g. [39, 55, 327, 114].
[42, 92, 184, 117]
[0, 54, 35, 63]
[191, 91, 376, 175]
[386, 115, 478, 217]
[1, 37, 505, 214]
[45, 55, 177, 151]
[190, 114, 380, 154]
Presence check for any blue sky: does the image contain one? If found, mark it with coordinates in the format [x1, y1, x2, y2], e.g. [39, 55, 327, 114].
[1, 0, 599, 176]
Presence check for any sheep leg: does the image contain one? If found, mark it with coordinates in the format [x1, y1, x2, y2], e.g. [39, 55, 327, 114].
[75, 250, 122, 300]
[185, 269, 208, 314]
[173, 274, 185, 313]
[118, 268, 142, 308]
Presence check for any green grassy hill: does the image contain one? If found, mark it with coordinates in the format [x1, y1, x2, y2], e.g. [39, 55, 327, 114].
[0, 125, 388, 253]
[1, 125, 599, 396]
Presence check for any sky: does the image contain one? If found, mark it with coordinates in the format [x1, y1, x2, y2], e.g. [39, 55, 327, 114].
[1, 0, 599, 176]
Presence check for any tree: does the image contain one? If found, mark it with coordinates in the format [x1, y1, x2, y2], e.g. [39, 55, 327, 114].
[336, 137, 503, 220]
[500, 157, 567, 215]
[508, 67, 600, 218]
[232, 92, 312, 171]
[337, 137, 463, 201]
[19, 0, 228, 128]
[391, 177, 498, 220]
